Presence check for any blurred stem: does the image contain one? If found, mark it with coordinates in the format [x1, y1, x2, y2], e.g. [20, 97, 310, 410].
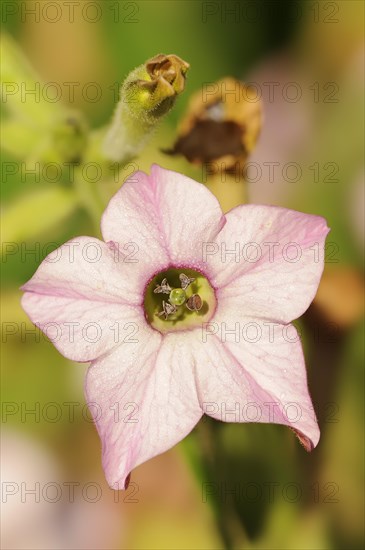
[102, 103, 152, 166]
[73, 167, 105, 233]
[205, 171, 248, 212]
[196, 419, 246, 550]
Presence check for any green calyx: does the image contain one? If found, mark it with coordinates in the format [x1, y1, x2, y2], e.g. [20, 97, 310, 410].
[144, 267, 216, 334]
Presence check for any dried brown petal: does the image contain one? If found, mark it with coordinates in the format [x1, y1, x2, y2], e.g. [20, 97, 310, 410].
[145, 54, 190, 95]
[313, 267, 364, 328]
[165, 77, 262, 174]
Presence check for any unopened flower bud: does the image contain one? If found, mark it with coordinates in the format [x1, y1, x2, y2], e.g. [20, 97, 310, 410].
[52, 113, 88, 164]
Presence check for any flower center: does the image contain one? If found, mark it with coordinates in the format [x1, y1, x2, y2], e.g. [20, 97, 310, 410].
[144, 267, 216, 333]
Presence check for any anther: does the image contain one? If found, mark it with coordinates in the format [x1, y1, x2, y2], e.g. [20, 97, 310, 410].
[186, 294, 203, 312]
[157, 300, 177, 320]
[179, 273, 195, 290]
[154, 278, 172, 294]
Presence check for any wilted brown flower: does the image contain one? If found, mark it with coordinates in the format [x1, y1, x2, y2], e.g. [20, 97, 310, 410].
[165, 77, 262, 175]
[313, 266, 364, 328]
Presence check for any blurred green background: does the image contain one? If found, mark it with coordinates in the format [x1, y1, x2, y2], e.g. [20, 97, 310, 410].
[1, 1, 364, 548]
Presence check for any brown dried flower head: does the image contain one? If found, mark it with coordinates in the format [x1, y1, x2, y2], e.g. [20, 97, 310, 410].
[125, 54, 190, 121]
[166, 77, 262, 174]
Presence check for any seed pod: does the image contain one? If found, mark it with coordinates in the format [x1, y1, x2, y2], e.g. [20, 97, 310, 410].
[103, 54, 189, 162]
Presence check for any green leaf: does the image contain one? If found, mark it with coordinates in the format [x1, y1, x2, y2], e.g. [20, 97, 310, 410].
[0, 119, 46, 159]
[1, 32, 64, 126]
[1, 187, 78, 244]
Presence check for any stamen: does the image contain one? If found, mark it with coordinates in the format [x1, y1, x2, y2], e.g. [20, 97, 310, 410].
[186, 294, 203, 312]
[145, 267, 216, 333]
[157, 300, 177, 320]
[154, 278, 172, 294]
[179, 273, 195, 290]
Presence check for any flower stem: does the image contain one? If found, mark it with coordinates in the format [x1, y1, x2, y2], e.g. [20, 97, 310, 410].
[72, 54, 190, 227]
[73, 167, 106, 233]
[196, 419, 246, 549]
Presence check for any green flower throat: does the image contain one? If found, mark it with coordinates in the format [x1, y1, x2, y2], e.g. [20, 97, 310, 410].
[144, 267, 216, 333]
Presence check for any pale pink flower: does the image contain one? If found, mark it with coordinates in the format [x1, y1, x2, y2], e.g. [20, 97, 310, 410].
[21, 165, 329, 489]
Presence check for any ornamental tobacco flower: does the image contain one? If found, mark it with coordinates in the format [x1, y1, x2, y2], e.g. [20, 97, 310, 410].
[21, 165, 329, 489]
